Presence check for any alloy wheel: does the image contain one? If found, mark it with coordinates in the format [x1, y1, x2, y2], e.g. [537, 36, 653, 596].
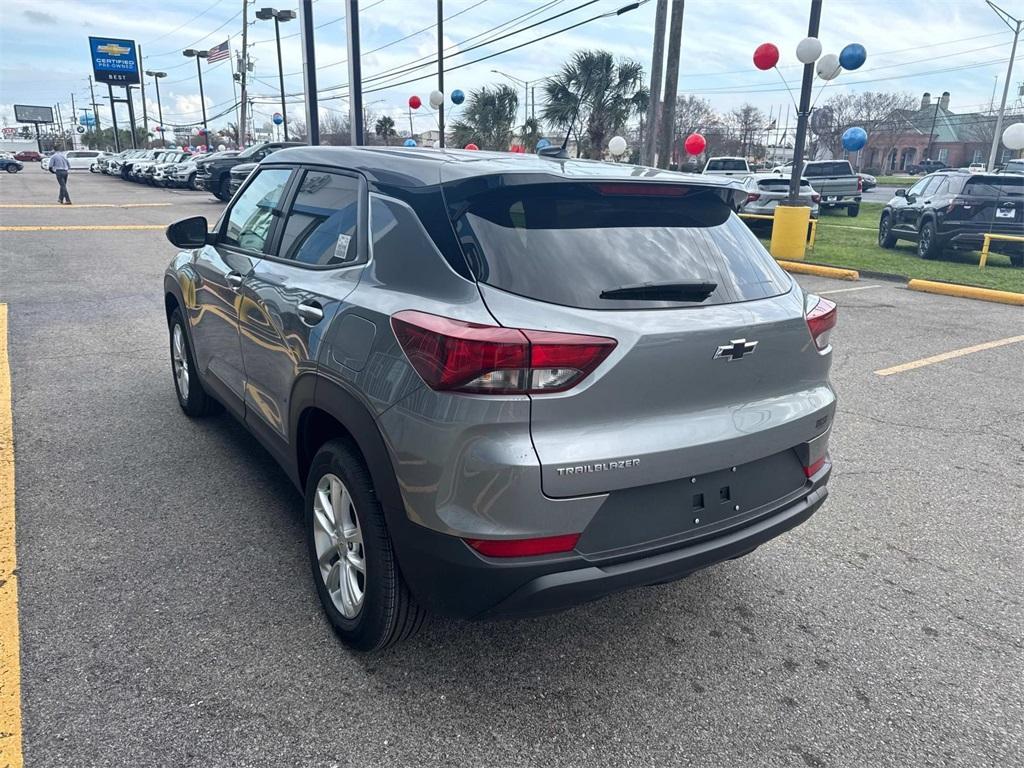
[312, 473, 366, 618]
[171, 324, 190, 400]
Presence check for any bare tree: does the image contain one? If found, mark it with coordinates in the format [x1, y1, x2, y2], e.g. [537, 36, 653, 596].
[728, 104, 765, 159]
[319, 111, 349, 146]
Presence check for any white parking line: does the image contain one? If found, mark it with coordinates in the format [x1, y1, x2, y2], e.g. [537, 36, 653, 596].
[818, 285, 883, 295]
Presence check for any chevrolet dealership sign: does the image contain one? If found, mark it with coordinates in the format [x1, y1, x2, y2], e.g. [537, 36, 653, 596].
[88, 36, 140, 85]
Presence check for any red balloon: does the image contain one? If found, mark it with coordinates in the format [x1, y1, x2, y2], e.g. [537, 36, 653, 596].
[464, 143, 479, 151]
[684, 132, 707, 156]
[753, 42, 780, 71]
[408, 95, 422, 109]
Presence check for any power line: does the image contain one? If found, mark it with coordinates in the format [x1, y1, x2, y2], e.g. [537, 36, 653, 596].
[142, 0, 230, 47]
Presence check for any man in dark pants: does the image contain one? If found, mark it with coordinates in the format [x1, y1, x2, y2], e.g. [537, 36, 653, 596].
[49, 150, 72, 204]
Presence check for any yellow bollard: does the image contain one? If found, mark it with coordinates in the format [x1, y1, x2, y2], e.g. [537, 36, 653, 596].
[770, 205, 812, 261]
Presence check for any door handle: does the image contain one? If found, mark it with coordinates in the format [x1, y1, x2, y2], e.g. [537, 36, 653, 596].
[225, 271, 244, 289]
[297, 301, 324, 325]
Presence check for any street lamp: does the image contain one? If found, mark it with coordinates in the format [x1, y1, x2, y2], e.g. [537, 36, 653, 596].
[183, 49, 210, 144]
[256, 8, 297, 141]
[145, 70, 167, 147]
[491, 69, 542, 124]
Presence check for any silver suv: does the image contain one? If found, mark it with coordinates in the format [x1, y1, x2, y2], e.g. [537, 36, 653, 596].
[163, 147, 837, 650]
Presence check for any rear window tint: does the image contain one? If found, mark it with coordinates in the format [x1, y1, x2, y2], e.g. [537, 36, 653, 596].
[449, 182, 790, 310]
[706, 159, 747, 171]
[963, 176, 1024, 197]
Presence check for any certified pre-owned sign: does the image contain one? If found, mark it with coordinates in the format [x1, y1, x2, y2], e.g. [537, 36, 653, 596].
[88, 36, 140, 85]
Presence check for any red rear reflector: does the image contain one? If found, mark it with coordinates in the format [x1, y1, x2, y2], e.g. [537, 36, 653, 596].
[811, 193, 821, 203]
[805, 296, 837, 351]
[391, 311, 616, 395]
[745, 192, 760, 203]
[465, 533, 581, 558]
[803, 457, 827, 477]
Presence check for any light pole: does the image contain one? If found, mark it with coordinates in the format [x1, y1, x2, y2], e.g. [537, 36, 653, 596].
[985, 1, 1022, 169]
[491, 69, 541, 124]
[183, 49, 210, 144]
[145, 70, 167, 147]
[256, 7, 297, 141]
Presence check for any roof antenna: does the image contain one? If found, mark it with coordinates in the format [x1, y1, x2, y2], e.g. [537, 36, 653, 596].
[539, 66, 591, 160]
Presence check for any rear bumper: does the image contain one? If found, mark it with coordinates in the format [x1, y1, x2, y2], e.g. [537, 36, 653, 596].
[389, 469, 830, 620]
[947, 230, 1024, 253]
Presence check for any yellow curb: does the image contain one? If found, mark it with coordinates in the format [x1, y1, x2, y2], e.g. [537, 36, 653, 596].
[0, 203, 172, 209]
[0, 225, 166, 232]
[0, 304, 23, 768]
[776, 260, 860, 281]
[907, 279, 1024, 306]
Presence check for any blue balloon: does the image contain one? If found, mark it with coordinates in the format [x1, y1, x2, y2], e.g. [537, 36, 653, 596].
[272, 112, 284, 125]
[451, 89, 465, 105]
[536, 138, 551, 151]
[839, 43, 866, 71]
[842, 126, 868, 152]
[403, 138, 417, 147]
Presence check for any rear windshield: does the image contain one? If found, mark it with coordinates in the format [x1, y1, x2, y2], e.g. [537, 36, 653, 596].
[759, 178, 810, 189]
[804, 161, 853, 177]
[963, 176, 1024, 197]
[448, 182, 791, 310]
[706, 159, 747, 171]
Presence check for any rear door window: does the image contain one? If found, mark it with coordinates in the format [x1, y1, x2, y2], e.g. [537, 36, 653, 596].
[448, 181, 791, 310]
[276, 170, 362, 266]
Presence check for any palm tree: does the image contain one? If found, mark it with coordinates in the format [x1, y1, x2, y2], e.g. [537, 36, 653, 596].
[519, 117, 543, 153]
[449, 85, 518, 150]
[541, 50, 648, 160]
[374, 115, 396, 146]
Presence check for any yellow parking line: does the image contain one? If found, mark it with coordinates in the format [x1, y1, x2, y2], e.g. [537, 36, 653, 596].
[0, 225, 165, 232]
[0, 304, 23, 768]
[875, 334, 1024, 376]
[0, 203, 172, 209]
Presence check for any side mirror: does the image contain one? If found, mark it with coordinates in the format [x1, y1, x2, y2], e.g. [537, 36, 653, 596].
[895, 189, 907, 198]
[166, 215, 210, 249]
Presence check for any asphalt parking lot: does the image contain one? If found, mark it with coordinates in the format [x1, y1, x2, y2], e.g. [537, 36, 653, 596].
[1, 167, 1022, 768]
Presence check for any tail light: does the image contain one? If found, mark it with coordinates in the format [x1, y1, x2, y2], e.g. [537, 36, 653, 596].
[803, 456, 828, 477]
[805, 296, 837, 350]
[465, 533, 581, 558]
[745, 192, 761, 203]
[391, 310, 616, 395]
[811, 193, 821, 203]
[945, 197, 968, 213]
[857, 176, 863, 192]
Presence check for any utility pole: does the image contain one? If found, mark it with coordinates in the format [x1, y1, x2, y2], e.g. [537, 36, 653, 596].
[346, 0, 364, 145]
[299, 0, 319, 144]
[643, 0, 667, 166]
[107, 84, 121, 152]
[125, 86, 139, 148]
[656, 0, 684, 169]
[986, 1, 1022, 169]
[787, 0, 822, 202]
[70, 93, 77, 149]
[924, 99, 941, 161]
[139, 44, 149, 146]
[437, 0, 445, 148]
[88, 76, 101, 134]
[239, 0, 250, 148]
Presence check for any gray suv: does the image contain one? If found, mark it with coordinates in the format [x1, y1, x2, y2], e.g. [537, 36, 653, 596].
[163, 147, 837, 650]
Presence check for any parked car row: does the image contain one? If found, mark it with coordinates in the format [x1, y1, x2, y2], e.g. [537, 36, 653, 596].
[194, 141, 303, 200]
[94, 148, 239, 190]
[41, 150, 109, 171]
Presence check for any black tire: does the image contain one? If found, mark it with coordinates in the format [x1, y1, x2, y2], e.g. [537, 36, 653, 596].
[168, 308, 219, 417]
[846, 205, 860, 218]
[215, 175, 231, 201]
[188, 172, 197, 190]
[5, 166, 18, 174]
[1010, 253, 1023, 268]
[305, 439, 426, 652]
[878, 212, 897, 248]
[918, 219, 941, 260]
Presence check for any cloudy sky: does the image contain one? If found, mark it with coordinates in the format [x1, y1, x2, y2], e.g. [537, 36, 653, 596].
[0, 0, 1020, 140]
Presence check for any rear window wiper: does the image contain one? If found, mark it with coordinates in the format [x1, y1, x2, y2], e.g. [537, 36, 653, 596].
[600, 281, 717, 302]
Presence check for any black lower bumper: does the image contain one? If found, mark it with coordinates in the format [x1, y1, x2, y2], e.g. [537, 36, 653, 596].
[388, 479, 829, 620]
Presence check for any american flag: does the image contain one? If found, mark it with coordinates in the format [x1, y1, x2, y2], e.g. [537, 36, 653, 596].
[207, 39, 230, 63]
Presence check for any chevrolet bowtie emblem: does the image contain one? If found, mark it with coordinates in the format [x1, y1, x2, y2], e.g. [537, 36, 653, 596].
[97, 43, 132, 56]
[714, 339, 758, 361]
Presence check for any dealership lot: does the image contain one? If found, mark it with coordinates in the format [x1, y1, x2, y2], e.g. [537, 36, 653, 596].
[1, 169, 1021, 767]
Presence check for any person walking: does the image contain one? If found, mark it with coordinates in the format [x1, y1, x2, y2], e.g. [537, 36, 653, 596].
[49, 150, 72, 204]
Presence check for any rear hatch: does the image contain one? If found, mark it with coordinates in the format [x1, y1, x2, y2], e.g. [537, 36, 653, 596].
[957, 174, 1024, 233]
[445, 178, 835, 500]
[752, 177, 815, 209]
[804, 162, 858, 199]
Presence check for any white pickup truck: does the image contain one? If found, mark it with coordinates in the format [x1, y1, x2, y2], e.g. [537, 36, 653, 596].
[702, 157, 751, 177]
[800, 160, 862, 217]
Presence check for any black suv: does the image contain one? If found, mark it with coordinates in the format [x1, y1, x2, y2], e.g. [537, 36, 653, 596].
[196, 141, 303, 200]
[878, 170, 1024, 265]
[908, 159, 946, 175]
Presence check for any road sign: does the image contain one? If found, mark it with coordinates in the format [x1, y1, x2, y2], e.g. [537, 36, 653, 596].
[88, 36, 140, 85]
[13, 104, 54, 124]
[2, 128, 17, 138]
[79, 114, 96, 127]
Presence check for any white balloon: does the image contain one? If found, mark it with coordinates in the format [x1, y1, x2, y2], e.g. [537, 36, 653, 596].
[1002, 122, 1024, 151]
[429, 90, 444, 109]
[816, 53, 841, 81]
[796, 37, 822, 64]
[608, 135, 628, 156]
[218, 143, 226, 151]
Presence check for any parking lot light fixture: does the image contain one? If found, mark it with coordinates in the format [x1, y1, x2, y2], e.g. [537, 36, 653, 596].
[145, 70, 167, 147]
[183, 49, 210, 143]
[256, 8, 297, 141]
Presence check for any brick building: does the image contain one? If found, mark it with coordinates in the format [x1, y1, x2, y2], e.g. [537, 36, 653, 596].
[861, 91, 1021, 172]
